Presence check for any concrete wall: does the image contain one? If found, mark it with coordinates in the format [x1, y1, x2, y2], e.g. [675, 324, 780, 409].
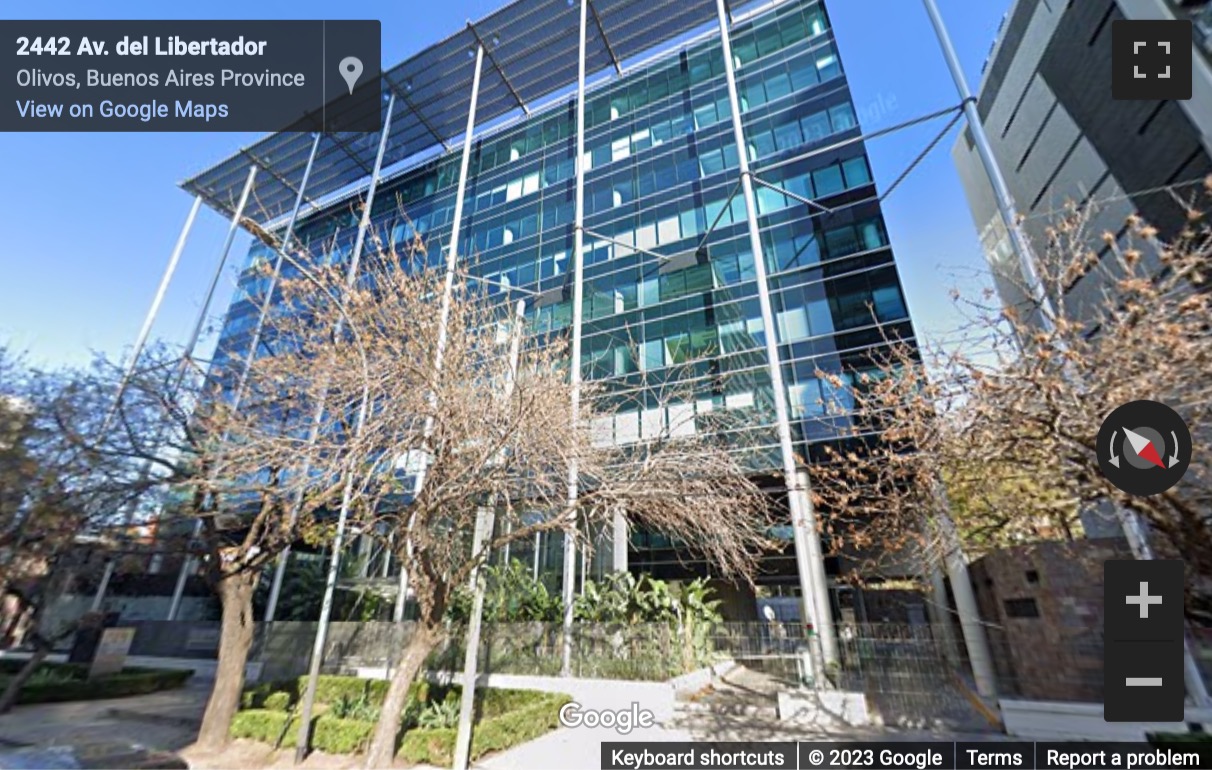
[36, 594, 216, 647]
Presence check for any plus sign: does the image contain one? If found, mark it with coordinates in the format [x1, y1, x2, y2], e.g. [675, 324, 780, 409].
[1126, 581, 1163, 619]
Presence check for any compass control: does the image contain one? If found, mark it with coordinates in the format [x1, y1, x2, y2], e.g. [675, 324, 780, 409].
[1097, 400, 1191, 497]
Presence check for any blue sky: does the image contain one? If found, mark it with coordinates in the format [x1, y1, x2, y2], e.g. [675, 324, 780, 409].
[0, 0, 1009, 370]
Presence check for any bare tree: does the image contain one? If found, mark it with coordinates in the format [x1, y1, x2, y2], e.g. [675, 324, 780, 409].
[0, 332, 349, 745]
[0, 354, 152, 712]
[811, 184, 1212, 605]
[235, 234, 778, 766]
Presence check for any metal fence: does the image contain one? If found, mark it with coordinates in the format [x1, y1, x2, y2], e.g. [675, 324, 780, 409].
[834, 623, 984, 730]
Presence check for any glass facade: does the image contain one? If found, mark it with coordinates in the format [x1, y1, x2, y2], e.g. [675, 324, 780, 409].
[212, 0, 916, 579]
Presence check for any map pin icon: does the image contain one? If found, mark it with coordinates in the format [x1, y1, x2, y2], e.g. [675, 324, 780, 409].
[339, 56, 363, 96]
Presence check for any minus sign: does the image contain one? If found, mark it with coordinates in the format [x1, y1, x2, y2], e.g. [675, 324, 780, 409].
[1126, 678, 1163, 686]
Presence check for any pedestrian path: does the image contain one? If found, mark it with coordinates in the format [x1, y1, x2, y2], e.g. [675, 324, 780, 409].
[0, 679, 209, 750]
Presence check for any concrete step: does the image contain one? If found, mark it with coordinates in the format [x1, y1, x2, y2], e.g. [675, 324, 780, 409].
[675, 699, 778, 719]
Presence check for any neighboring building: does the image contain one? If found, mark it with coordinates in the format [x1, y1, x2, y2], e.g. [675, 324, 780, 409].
[952, 0, 1212, 326]
[969, 539, 1132, 702]
[186, 0, 918, 620]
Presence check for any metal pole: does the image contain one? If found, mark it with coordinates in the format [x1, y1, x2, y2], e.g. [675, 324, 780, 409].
[452, 299, 525, 770]
[922, 0, 1208, 706]
[937, 511, 997, 696]
[533, 532, 541, 580]
[561, 0, 588, 677]
[927, 563, 961, 667]
[395, 44, 485, 624]
[258, 131, 323, 622]
[89, 559, 114, 613]
[452, 507, 494, 770]
[715, 0, 837, 666]
[920, 0, 1041, 312]
[90, 196, 202, 612]
[503, 520, 511, 565]
[295, 94, 396, 762]
[102, 196, 203, 435]
[612, 511, 628, 573]
[165, 165, 258, 621]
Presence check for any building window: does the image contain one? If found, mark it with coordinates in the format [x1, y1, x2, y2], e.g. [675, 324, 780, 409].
[816, 52, 840, 80]
[813, 164, 844, 197]
[657, 216, 680, 245]
[640, 339, 663, 371]
[872, 286, 906, 321]
[829, 103, 857, 132]
[611, 136, 631, 163]
[842, 156, 872, 188]
[777, 306, 810, 342]
[1004, 598, 1040, 619]
[725, 391, 755, 410]
[788, 380, 823, 418]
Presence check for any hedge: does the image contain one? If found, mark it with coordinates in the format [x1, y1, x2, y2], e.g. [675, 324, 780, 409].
[7, 665, 193, 705]
[230, 709, 298, 748]
[233, 678, 570, 765]
[313, 716, 377, 754]
[0, 659, 91, 676]
[398, 692, 572, 767]
[240, 676, 430, 712]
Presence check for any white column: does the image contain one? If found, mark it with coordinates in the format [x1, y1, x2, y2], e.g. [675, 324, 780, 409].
[296, 94, 396, 762]
[937, 512, 997, 697]
[250, 130, 323, 623]
[612, 511, 628, 573]
[166, 164, 258, 621]
[91, 195, 203, 612]
[394, 44, 486, 624]
[561, 0, 589, 677]
[533, 532, 541, 580]
[452, 299, 525, 770]
[927, 564, 961, 666]
[715, 0, 837, 666]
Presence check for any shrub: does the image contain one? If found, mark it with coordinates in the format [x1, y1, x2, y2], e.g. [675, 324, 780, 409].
[303, 675, 389, 706]
[230, 709, 298, 748]
[0, 660, 87, 676]
[312, 716, 376, 754]
[230, 710, 377, 754]
[398, 692, 571, 767]
[15, 667, 192, 705]
[263, 691, 293, 712]
[329, 690, 381, 722]
[416, 698, 460, 729]
[241, 679, 300, 710]
[233, 675, 567, 764]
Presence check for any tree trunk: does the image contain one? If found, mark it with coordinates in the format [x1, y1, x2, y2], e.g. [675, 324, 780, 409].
[195, 571, 258, 750]
[364, 622, 442, 769]
[0, 645, 47, 713]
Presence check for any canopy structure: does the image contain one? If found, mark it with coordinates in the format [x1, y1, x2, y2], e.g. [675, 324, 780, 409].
[181, 0, 745, 226]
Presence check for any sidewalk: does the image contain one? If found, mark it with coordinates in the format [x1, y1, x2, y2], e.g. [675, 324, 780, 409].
[0, 678, 210, 750]
[474, 710, 1012, 770]
[0, 670, 1009, 769]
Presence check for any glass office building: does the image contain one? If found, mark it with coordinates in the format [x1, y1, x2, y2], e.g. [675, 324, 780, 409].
[195, 0, 916, 611]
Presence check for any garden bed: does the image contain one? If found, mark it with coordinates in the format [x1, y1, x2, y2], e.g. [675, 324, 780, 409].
[0, 659, 193, 704]
[233, 674, 571, 766]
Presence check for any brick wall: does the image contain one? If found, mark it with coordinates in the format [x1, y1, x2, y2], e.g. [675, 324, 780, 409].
[969, 538, 1132, 702]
